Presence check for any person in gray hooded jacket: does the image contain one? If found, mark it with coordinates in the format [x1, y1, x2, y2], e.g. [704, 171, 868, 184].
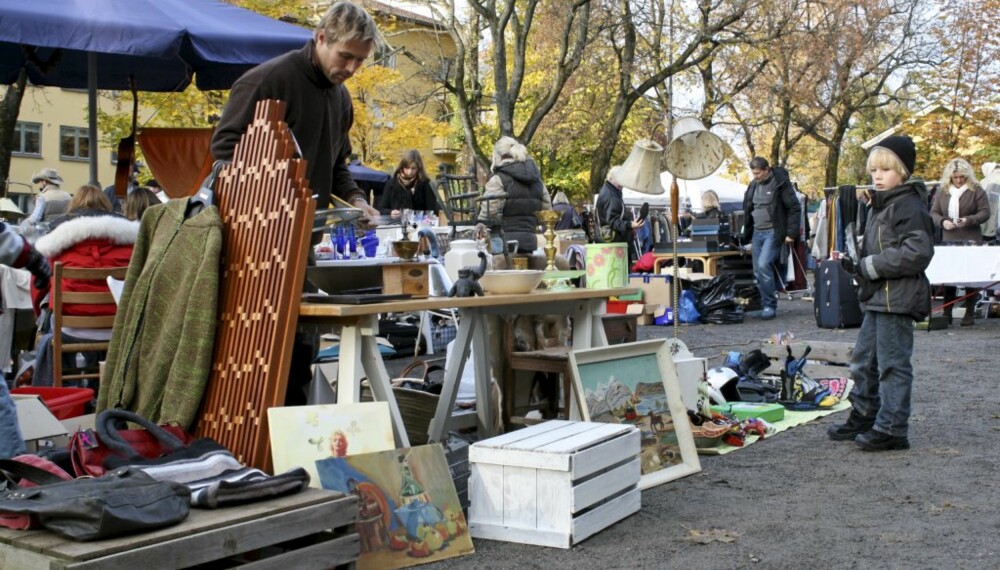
[476, 137, 552, 253]
[828, 135, 934, 453]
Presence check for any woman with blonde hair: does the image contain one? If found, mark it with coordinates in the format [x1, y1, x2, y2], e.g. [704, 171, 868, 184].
[476, 136, 551, 253]
[699, 190, 722, 218]
[930, 157, 990, 326]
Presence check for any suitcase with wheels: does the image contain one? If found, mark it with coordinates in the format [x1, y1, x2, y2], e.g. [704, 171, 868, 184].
[814, 259, 863, 328]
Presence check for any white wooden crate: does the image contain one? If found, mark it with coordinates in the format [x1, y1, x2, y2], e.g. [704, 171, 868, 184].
[468, 420, 641, 548]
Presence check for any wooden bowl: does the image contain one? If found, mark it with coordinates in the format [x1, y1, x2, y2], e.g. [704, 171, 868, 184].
[392, 240, 419, 260]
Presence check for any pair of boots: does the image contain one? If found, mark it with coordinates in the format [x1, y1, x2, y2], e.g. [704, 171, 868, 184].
[827, 411, 910, 451]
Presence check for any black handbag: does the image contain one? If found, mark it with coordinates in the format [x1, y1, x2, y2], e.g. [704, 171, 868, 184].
[0, 462, 190, 541]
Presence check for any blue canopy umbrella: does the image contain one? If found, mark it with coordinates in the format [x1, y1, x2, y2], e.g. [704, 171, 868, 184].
[0, 0, 311, 183]
[348, 160, 390, 184]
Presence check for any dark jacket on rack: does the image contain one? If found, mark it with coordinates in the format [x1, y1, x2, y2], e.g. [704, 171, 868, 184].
[378, 177, 439, 215]
[741, 166, 801, 242]
[97, 199, 223, 430]
[856, 181, 935, 320]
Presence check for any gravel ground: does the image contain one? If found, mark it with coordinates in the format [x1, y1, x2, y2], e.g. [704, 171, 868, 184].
[415, 294, 1000, 570]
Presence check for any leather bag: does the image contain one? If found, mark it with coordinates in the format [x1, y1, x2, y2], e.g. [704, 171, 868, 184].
[0, 456, 74, 530]
[71, 409, 194, 477]
[0, 463, 190, 541]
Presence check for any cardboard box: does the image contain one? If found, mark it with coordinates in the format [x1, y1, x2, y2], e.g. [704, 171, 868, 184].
[13, 394, 69, 451]
[628, 274, 673, 307]
[626, 303, 659, 326]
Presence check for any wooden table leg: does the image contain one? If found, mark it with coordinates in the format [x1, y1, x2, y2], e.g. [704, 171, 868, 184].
[336, 318, 366, 404]
[427, 311, 478, 443]
[567, 299, 609, 420]
[470, 309, 494, 436]
[360, 334, 410, 449]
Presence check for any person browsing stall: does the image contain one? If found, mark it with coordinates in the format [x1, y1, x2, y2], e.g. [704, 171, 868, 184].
[0, 220, 52, 457]
[596, 166, 645, 264]
[28, 168, 71, 224]
[378, 150, 439, 219]
[929, 158, 990, 326]
[210, 1, 380, 220]
[210, 2, 381, 405]
[827, 135, 934, 452]
[741, 157, 801, 320]
[475, 137, 552, 254]
[552, 191, 582, 230]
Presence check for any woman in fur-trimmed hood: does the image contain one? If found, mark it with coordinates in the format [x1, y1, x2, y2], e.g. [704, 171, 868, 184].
[32, 185, 139, 316]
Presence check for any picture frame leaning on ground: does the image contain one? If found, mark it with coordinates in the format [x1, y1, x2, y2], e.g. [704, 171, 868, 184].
[569, 339, 701, 489]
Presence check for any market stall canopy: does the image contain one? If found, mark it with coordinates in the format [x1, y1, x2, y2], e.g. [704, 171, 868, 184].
[347, 160, 390, 184]
[620, 170, 746, 210]
[0, 0, 311, 91]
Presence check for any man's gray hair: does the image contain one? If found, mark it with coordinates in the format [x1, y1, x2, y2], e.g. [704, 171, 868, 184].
[317, 2, 382, 47]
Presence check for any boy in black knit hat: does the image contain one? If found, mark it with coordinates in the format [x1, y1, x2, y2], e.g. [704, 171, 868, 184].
[827, 135, 934, 451]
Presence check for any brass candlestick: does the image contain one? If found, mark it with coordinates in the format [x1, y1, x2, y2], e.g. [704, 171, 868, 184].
[536, 210, 562, 271]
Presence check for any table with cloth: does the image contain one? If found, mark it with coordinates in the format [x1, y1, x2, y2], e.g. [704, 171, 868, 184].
[298, 287, 635, 447]
[924, 245, 1000, 287]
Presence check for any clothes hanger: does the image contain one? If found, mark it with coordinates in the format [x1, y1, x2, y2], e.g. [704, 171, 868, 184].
[185, 160, 228, 219]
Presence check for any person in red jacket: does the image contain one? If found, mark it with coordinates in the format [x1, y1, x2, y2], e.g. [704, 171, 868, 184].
[32, 185, 139, 328]
[27, 185, 138, 387]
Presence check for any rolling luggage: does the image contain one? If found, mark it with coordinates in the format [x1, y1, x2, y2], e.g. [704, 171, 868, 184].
[814, 259, 863, 328]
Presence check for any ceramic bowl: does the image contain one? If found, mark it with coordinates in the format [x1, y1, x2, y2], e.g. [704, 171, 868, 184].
[478, 270, 544, 295]
[392, 240, 419, 260]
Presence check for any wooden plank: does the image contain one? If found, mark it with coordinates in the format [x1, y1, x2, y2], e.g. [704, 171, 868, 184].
[468, 464, 504, 527]
[469, 446, 569, 472]
[571, 430, 641, 479]
[503, 422, 604, 451]
[60, 292, 114, 304]
[534, 469, 572, 534]
[57, 497, 357, 568]
[468, 522, 570, 549]
[469, 420, 574, 450]
[0, 545, 58, 570]
[501, 466, 537, 529]
[13, 490, 344, 560]
[534, 423, 633, 454]
[239, 534, 360, 570]
[59, 267, 128, 280]
[61, 315, 115, 328]
[572, 458, 640, 513]
[570, 487, 640, 546]
[299, 288, 638, 319]
[759, 341, 853, 364]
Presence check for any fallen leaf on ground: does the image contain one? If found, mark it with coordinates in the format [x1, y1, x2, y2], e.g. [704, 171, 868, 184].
[684, 529, 743, 544]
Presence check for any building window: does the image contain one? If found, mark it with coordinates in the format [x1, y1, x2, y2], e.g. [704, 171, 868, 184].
[374, 45, 396, 69]
[59, 126, 90, 161]
[12, 122, 41, 156]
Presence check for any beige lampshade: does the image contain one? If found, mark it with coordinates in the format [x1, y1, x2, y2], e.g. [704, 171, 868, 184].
[618, 139, 665, 195]
[0, 197, 25, 221]
[663, 117, 728, 180]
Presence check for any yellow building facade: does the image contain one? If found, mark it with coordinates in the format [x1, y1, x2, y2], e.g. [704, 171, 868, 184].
[8, 87, 120, 213]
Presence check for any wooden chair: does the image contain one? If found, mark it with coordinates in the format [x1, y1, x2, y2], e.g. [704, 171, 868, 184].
[437, 174, 480, 227]
[501, 319, 574, 427]
[51, 262, 128, 387]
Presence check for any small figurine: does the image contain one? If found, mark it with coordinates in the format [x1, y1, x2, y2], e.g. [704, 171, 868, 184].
[449, 251, 488, 297]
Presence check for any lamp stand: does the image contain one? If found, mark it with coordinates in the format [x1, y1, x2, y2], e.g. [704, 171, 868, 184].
[671, 178, 680, 339]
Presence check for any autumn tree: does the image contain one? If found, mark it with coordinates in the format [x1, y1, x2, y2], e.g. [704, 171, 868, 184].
[906, 0, 1000, 176]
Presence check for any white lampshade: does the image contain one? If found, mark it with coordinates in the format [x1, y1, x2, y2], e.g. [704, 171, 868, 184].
[0, 198, 24, 221]
[618, 139, 665, 195]
[663, 117, 728, 180]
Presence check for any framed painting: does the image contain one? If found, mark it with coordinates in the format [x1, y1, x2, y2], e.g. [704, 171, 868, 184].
[569, 338, 701, 489]
[316, 444, 474, 569]
[268, 402, 396, 488]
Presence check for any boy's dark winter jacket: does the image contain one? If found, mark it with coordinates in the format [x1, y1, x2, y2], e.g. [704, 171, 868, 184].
[856, 180, 935, 320]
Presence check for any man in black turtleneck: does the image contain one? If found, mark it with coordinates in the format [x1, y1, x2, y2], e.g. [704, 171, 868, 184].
[211, 1, 379, 219]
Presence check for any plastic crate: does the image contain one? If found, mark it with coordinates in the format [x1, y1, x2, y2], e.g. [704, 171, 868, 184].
[12, 387, 94, 420]
[606, 300, 636, 314]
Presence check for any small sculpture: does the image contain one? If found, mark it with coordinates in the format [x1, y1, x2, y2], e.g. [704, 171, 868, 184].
[449, 252, 488, 297]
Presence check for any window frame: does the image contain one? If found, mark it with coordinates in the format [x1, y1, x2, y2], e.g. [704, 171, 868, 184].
[59, 126, 90, 162]
[11, 121, 42, 157]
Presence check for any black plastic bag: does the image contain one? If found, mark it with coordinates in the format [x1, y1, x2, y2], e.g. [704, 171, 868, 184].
[701, 307, 745, 324]
[691, 275, 737, 314]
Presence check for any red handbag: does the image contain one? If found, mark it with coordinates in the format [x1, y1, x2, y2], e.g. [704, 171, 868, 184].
[0, 455, 74, 530]
[70, 410, 194, 477]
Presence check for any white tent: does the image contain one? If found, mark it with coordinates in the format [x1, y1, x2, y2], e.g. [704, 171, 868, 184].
[621, 170, 746, 211]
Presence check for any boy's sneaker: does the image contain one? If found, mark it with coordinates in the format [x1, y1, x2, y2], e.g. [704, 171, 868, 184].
[827, 412, 875, 441]
[759, 307, 776, 320]
[856, 429, 910, 451]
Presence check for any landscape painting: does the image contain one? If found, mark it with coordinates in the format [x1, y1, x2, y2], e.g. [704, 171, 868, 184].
[268, 402, 395, 487]
[570, 339, 700, 488]
[316, 444, 474, 570]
